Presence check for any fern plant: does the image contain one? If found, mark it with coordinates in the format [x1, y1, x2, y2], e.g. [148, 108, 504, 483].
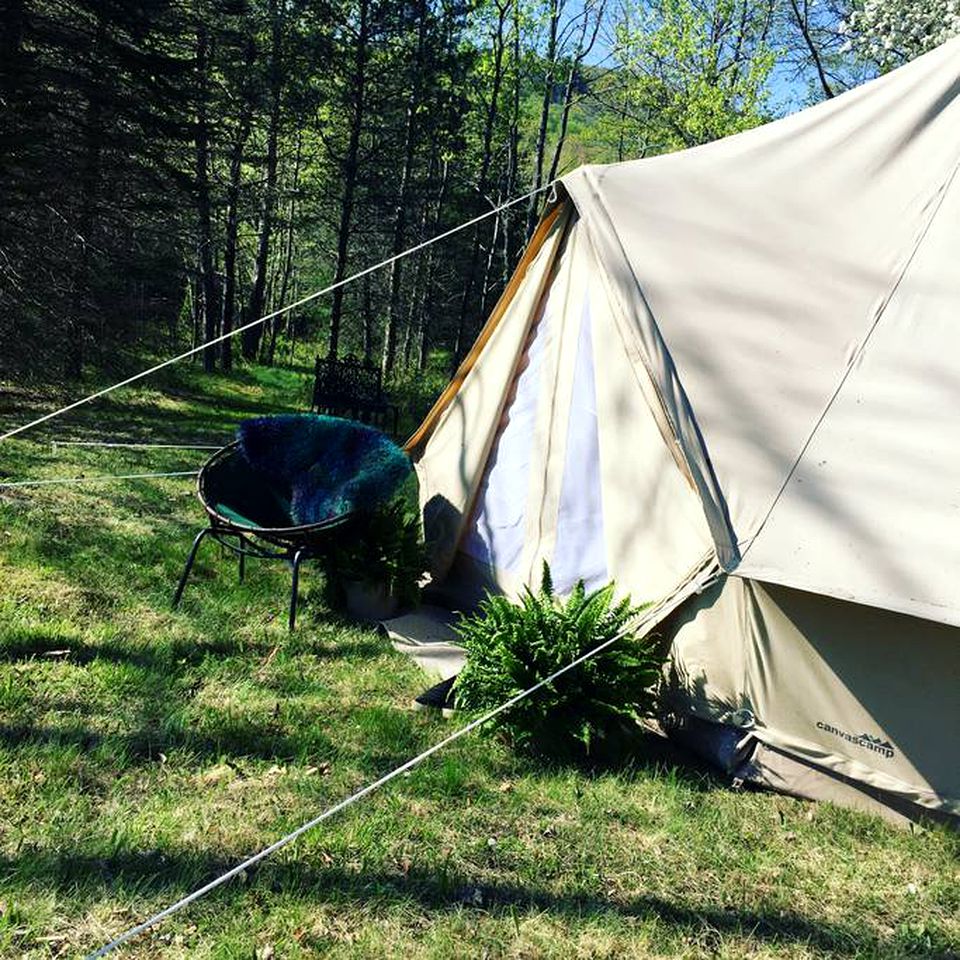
[453, 563, 664, 760]
[323, 497, 427, 608]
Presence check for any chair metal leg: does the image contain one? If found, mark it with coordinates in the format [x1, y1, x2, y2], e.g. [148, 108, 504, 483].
[289, 548, 307, 630]
[238, 535, 246, 583]
[173, 528, 211, 609]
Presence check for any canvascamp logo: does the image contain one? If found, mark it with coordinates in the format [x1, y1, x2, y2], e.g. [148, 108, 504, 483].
[816, 721, 895, 760]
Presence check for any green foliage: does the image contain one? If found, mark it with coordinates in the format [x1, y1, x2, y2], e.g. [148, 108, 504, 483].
[323, 491, 428, 608]
[611, 0, 776, 152]
[453, 563, 663, 760]
[386, 348, 455, 436]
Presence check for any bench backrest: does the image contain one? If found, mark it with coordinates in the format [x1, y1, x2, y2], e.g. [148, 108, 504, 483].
[313, 354, 382, 406]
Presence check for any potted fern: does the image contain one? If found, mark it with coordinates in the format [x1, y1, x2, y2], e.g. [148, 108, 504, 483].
[324, 498, 427, 621]
[453, 563, 663, 760]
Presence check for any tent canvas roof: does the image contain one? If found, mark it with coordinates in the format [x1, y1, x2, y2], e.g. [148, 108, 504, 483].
[562, 38, 960, 627]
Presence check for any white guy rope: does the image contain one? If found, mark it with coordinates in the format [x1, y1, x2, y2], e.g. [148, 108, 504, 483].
[1, 182, 558, 445]
[87, 599, 669, 959]
[50, 441, 222, 450]
[0, 470, 199, 489]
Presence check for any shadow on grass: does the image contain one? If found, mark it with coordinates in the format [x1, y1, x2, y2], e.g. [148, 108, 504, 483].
[0, 621, 718, 791]
[515, 730, 725, 793]
[0, 720, 337, 767]
[0, 630, 384, 670]
[0, 626, 392, 771]
[0, 852, 892, 956]
[0, 363, 313, 442]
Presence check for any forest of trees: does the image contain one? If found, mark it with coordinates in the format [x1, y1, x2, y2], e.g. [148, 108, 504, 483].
[0, 0, 953, 386]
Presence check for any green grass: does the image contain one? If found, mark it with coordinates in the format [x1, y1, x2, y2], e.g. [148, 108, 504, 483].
[1, 365, 958, 959]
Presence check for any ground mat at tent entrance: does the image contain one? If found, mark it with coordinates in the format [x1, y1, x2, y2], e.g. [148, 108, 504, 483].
[379, 605, 465, 680]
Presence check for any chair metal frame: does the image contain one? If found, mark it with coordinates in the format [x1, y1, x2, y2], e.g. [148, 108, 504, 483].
[172, 442, 354, 629]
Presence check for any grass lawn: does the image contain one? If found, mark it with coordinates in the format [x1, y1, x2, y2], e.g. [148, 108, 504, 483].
[0, 364, 957, 959]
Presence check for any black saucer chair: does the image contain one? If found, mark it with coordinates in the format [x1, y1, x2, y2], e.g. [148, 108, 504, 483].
[172, 415, 411, 629]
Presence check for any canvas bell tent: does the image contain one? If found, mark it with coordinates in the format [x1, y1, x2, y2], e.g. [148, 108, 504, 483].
[404, 38, 960, 822]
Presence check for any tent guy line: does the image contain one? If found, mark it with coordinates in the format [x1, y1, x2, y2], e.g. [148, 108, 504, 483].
[50, 440, 224, 450]
[0, 181, 558, 446]
[0, 470, 200, 489]
[85, 579, 694, 960]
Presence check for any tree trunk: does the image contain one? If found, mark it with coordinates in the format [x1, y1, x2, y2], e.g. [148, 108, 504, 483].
[327, 0, 370, 361]
[416, 155, 449, 371]
[188, 275, 201, 353]
[401, 197, 430, 366]
[504, 2, 523, 279]
[478, 193, 503, 321]
[546, 3, 603, 186]
[66, 10, 108, 379]
[286, 268, 300, 364]
[451, 0, 508, 370]
[523, 0, 561, 242]
[362, 271, 375, 362]
[242, 0, 284, 360]
[266, 129, 302, 364]
[381, 0, 427, 380]
[788, 0, 835, 99]
[0, 0, 25, 177]
[194, 22, 218, 373]
[220, 92, 253, 372]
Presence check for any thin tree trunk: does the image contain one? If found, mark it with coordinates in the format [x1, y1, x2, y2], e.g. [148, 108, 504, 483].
[524, 0, 561, 242]
[451, 0, 508, 369]
[220, 89, 253, 372]
[418, 155, 449, 370]
[401, 197, 430, 367]
[287, 268, 299, 364]
[504, 1, 523, 278]
[243, 0, 284, 360]
[267, 130, 302, 364]
[327, 0, 369, 361]
[189, 275, 201, 352]
[66, 10, 108, 379]
[381, 0, 427, 380]
[478, 194, 503, 321]
[546, 3, 604, 186]
[0, 0, 25, 178]
[617, 77, 629, 162]
[788, 0, 835, 99]
[362, 271, 374, 362]
[194, 21, 218, 373]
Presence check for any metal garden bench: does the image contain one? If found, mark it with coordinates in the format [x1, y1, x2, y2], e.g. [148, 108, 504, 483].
[312, 354, 399, 436]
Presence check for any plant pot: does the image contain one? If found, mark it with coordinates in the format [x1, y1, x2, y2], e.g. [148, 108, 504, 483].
[342, 579, 400, 622]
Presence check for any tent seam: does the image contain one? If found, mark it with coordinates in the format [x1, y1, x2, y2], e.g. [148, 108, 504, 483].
[565, 167, 741, 570]
[738, 148, 960, 565]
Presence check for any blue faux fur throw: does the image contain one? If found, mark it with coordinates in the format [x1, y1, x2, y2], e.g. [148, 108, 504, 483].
[237, 414, 412, 526]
